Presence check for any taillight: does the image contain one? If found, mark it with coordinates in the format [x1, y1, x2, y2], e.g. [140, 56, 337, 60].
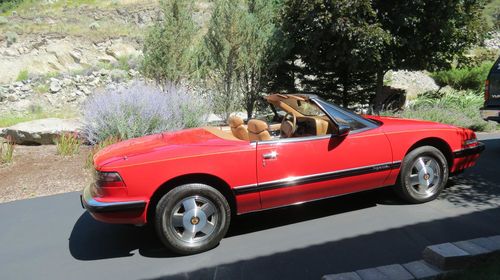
[95, 171, 125, 188]
[485, 80, 490, 102]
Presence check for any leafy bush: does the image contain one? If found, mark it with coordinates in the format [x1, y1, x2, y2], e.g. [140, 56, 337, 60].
[16, 69, 28, 82]
[384, 90, 497, 132]
[431, 62, 493, 91]
[0, 136, 15, 165]
[86, 136, 120, 169]
[81, 82, 211, 144]
[55, 132, 81, 156]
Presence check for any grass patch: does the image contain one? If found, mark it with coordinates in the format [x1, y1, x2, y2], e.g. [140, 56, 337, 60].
[15, 69, 28, 82]
[0, 109, 77, 128]
[0, 136, 15, 165]
[440, 256, 500, 280]
[34, 84, 49, 94]
[55, 132, 81, 156]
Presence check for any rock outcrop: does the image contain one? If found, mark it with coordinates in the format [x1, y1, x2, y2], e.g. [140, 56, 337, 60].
[0, 118, 81, 145]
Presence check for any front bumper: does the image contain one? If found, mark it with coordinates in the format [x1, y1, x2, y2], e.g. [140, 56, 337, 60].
[453, 142, 486, 158]
[80, 184, 146, 213]
[480, 108, 500, 122]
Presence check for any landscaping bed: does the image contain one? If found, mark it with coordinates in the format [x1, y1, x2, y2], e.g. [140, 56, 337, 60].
[0, 145, 91, 203]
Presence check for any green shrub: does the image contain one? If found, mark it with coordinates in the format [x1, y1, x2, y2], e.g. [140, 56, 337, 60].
[34, 84, 48, 94]
[431, 62, 493, 91]
[5, 31, 17, 46]
[0, 136, 15, 165]
[385, 90, 498, 132]
[15, 69, 28, 81]
[55, 132, 81, 156]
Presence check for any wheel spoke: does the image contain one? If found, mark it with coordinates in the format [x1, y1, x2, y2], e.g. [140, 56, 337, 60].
[417, 184, 427, 193]
[172, 213, 184, 227]
[182, 198, 197, 212]
[409, 174, 420, 186]
[201, 202, 216, 217]
[200, 222, 215, 235]
[181, 229, 196, 241]
[415, 158, 426, 172]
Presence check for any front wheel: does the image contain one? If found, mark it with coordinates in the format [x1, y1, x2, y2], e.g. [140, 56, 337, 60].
[396, 146, 449, 203]
[155, 183, 231, 255]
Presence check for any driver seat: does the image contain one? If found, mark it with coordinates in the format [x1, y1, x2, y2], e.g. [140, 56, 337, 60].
[248, 119, 272, 141]
[228, 115, 249, 141]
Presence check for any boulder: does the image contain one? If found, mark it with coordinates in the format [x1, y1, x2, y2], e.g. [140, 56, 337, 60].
[0, 118, 81, 145]
[105, 43, 139, 59]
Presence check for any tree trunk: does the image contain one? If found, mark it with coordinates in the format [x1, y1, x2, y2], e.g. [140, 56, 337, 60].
[372, 69, 386, 114]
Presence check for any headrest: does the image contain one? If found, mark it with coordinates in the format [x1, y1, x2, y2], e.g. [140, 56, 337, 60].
[228, 115, 244, 128]
[247, 119, 269, 134]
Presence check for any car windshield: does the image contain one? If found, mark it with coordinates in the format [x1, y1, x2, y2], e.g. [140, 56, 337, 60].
[281, 98, 325, 116]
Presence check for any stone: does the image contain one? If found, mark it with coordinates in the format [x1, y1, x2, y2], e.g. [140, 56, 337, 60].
[356, 268, 387, 280]
[0, 118, 81, 145]
[105, 43, 139, 59]
[7, 95, 18, 102]
[469, 236, 500, 252]
[377, 264, 414, 280]
[20, 84, 31, 92]
[453, 240, 491, 256]
[89, 21, 100, 30]
[403, 261, 442, 280]
[423, 243, 470, 270]
[50, 81, 61, 93]
[0, 16, 8, 25]
[3, 48, 19, 56]
[322, 272, 362, 280]
[69, 50, 82, 63]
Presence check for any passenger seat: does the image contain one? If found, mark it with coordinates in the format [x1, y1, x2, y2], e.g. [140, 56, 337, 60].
[247, 119, 272, 141]
[228, 115, 249, 140]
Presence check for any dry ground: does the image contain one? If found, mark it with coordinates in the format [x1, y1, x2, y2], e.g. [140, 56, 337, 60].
[0, 145, 91, 203]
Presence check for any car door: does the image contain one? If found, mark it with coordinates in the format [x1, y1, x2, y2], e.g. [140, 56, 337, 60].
[256, 128, 393, 210]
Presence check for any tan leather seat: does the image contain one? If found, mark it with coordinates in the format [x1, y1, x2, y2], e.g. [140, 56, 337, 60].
[247, 119, 272, 141]
[228, 115, 249, 140]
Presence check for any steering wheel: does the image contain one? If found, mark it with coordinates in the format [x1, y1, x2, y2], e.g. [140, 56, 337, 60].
[280, 113, 297, 138]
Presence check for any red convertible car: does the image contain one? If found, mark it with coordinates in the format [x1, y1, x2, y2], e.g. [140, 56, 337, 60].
[81, 94, 484, 255]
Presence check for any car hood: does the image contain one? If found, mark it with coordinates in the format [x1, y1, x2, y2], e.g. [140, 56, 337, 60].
[93, 128, 244, 168]
[365, 115, 456, 132]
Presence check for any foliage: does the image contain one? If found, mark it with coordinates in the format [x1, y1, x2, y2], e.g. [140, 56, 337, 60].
[431, 62, 493, 91]
[141, 0, 198, 84]
[200, 0, 285, 119]
[15, 69, 28, 82]
[440, 256, 500, 280]
[201, 0, 246, 120]
[0, 0, 24, 14]
[81, 82, 211, 144]
[34, 84, 49, 94]
[276, 0, 488, 110]
[55, 132, 81, 156]
[384, 90, 497, 132]
[86, 136, 121, 169]
[5, 30, 17, 46]
[0, 136, 14, 165]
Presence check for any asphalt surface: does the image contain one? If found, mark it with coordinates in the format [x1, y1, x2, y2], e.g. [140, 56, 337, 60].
[1, 133, 500, 280]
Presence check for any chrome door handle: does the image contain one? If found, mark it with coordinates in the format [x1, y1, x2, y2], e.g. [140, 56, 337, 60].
[262, 151, 278, 159]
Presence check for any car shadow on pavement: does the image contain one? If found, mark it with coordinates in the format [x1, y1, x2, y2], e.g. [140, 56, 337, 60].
[69, 187, 398, 260]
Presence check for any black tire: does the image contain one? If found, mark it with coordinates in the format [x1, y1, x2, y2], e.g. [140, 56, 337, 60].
[396, 146, 449, 203]
[155, 183, 231, 255]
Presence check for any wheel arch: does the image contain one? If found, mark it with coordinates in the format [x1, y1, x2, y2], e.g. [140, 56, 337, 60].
[405, 137, 453, 170]
[146, 173, 236, 223]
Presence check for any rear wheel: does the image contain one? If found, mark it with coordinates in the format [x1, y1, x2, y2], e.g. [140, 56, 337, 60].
[155, 183, 231, 255]
[396, 146, 449, 203]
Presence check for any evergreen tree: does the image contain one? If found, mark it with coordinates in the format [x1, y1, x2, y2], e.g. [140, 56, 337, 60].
[142, 0, 198, 84]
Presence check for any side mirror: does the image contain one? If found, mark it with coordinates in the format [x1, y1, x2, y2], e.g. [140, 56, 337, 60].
[337, 124, 350, 137]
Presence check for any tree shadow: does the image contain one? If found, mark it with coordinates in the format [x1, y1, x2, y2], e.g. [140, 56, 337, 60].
[439, 138, 500, 209]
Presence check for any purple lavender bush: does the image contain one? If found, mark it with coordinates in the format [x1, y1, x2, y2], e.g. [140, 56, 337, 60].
[82, 82, 211, 144]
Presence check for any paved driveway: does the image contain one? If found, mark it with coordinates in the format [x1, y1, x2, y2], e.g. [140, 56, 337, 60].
[1, 133, 499, 280]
